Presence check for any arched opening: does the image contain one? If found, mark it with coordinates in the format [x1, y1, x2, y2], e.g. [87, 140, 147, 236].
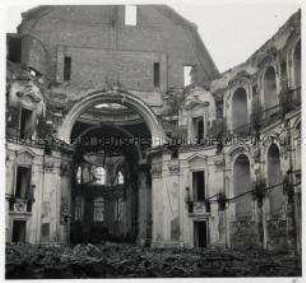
[267, 144, 282, 216]
[232, 87, 248, 133]
[69, 98, 153, 244]
[293, 41, 301, 89]
[233, 154, 252, 218]
[264, 66, 278, 117]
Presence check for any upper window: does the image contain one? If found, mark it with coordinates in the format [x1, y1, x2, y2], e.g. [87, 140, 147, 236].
[232, 87, 248, 133]
[63, 56, 71, 81]
[125, 5, 137, 26]
[154, 62, 160, 88]
[184, 66, 193, 87]
[263, 66, 278, 115]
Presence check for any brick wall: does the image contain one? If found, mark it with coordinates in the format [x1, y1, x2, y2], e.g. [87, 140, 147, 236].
[57, 47, 168, 93]
[19, 5, 218, 95]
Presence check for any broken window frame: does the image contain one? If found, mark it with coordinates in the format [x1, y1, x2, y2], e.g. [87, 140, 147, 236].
[124, 5, 137, 26]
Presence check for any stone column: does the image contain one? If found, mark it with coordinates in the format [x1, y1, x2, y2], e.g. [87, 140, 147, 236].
[40, 152, 73, 243]
[151, 154, 163, 247]
[137, 164, 151, 245]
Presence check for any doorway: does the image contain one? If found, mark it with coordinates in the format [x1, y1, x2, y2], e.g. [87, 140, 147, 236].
[12, 220, 26, 243]
[194, 221, 208, 248]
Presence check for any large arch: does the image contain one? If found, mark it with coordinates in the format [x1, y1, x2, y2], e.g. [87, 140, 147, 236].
[267, 143, 283, 216]
[57, 90, 165, 146]
[233, 154, 252, 218]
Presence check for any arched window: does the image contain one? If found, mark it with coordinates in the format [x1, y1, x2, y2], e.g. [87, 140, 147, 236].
[94, 167, 106, 185]
[76, 166, 82, 184]
[232, 87, 248, 133]
[264, 66, 278, 116]
[233, 154, 252, 217]
[293, 41, 301, 88]
[117, 171, 124, 185]
[267, 144, 282, 216]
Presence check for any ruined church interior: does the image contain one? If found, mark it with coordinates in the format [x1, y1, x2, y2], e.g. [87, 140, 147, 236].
[6, 5, 301, 255]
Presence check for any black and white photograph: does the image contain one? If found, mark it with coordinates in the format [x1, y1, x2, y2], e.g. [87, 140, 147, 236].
[3, 0, 303, 280]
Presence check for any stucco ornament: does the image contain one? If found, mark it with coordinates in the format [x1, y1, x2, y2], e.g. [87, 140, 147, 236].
[8, 79, 46, 117]
[184, 87, 204, 109]
[184, 87, 216, 118]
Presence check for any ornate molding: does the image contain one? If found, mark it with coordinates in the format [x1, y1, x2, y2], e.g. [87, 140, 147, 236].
[228, 146, 248, 160]
[8, 79, 46, 116]
[228, 71, 251, 89]
[214, 159, 225, 169]
[43, 161, 55, 173]
[168, 162, 180, 175]
[151, 164, 162, 178]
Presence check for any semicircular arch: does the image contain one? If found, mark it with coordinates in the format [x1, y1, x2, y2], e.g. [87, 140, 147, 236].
[57, 90, 165, 147]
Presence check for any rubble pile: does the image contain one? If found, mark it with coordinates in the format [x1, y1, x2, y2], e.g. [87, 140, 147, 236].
[6, 243, 301, 279]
